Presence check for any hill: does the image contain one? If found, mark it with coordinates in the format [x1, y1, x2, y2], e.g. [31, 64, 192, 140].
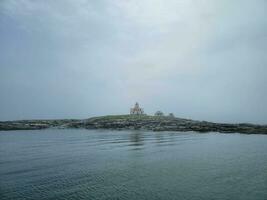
[1, 115, 267, 134]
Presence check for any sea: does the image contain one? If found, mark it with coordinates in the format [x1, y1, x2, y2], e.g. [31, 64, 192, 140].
[0, 129, 266, 200]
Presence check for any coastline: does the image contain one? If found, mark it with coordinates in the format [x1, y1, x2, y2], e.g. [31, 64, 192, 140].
[0, 115, 267, 134]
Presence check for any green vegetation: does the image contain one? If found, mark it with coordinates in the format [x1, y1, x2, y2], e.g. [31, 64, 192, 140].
[1, 115, 267, 134]
[90, 114, 167, 121]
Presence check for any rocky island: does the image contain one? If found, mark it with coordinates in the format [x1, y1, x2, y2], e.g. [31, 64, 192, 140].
[0, 114, 267, 134]
[1, 103, 267, 134]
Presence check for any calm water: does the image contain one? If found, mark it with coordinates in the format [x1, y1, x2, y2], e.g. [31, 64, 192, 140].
[0, 129, 267, 200]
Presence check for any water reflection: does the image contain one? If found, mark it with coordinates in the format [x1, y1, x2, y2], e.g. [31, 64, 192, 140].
[155, 133, 165, 144]
[127, 131, 184, 150]
[90, 130, 206, 151]
[128, 131, 144, 147]
[1, 130, 267, 200]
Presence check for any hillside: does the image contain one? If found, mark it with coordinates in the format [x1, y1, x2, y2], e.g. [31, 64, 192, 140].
[1, 115, 267, 134]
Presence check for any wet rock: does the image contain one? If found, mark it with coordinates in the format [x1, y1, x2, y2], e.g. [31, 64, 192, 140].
[0, 115, 267, 134]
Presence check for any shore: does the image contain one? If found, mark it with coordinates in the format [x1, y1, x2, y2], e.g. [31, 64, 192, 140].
[0, 115, 267, 134]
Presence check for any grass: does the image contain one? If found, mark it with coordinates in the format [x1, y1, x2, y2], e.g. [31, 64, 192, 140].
[89, 114, 165, 121]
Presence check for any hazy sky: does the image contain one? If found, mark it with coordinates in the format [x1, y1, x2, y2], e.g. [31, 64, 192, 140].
[0, 0, 267, 123]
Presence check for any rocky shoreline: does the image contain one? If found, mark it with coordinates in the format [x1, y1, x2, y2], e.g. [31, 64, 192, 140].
[0, 115, 267, 134]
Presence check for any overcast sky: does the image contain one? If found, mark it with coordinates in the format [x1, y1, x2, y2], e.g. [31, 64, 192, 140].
[0, 0, 266, 123]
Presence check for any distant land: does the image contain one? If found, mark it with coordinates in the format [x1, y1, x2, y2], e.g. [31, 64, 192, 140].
[0, 115, 267, 134]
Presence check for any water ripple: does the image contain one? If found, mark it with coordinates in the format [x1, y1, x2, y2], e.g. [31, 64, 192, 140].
[0, 129, 267, 200]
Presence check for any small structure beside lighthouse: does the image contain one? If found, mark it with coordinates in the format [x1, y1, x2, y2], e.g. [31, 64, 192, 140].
[130, 102, 144, 115]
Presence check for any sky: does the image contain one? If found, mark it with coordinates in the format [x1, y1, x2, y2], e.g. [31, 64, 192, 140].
[0, 0, 267, 124]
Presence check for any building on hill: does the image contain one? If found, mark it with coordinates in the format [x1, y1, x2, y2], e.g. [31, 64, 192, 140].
[130, 102, 144, 115]
[155, 111, 164, 116]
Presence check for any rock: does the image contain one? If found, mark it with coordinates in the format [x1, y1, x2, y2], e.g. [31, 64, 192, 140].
[0, 115, 267, 134]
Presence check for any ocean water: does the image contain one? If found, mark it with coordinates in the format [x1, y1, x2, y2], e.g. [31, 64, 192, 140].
[0, 129, 266, 200]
